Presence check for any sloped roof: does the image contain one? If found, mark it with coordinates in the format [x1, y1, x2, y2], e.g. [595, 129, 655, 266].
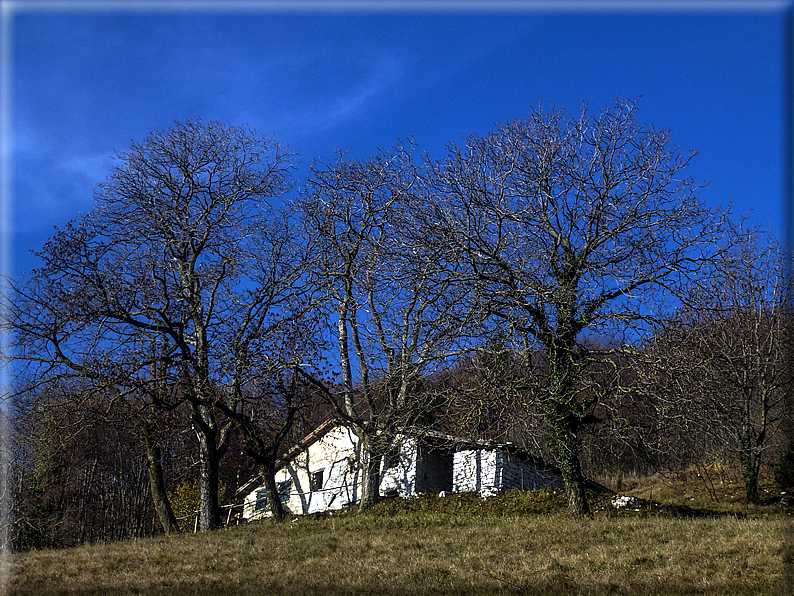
[274, 418, 341, 471]
[235, 419, 340, 496]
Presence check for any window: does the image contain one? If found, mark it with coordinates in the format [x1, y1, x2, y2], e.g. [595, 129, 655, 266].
[383, 444, 401, 470]
[255, 489, 268, 511]
[277, 480, 292, 503]
[310, 469, 324, 492]
[255, 481, 291, 509]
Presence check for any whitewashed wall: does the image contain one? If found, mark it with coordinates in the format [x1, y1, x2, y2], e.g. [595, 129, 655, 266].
[242, 429, 421, 520]
[453, 449, 563, 495]
[453, 449, 498, 493]
[243, 427, 564, 520]
[242, 425, 363, 520]
[380, 437, 419, 497]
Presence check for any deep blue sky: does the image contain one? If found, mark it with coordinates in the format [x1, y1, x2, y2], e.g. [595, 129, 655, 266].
[5, 1, 790, 276]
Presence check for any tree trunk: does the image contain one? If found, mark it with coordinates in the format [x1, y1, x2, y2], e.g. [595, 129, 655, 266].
[358, 435, 383, 512]
[262, 461, 287, 522]
[558, 442, 591, 517]
[142, 429, 180, 534]
[197, 439, 221, 531]
[193, 404, 221, 531]
[740, 428, 761, 504]
[546, 346, 591, 517]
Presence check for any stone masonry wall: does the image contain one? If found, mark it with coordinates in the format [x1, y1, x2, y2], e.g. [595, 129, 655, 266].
[495, 451, 564, 491]
[453, 449, 498, 493]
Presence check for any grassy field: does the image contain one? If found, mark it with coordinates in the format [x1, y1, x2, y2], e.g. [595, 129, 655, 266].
[7, 472, 794, 595]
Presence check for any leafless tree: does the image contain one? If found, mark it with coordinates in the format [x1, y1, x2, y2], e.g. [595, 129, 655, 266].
[298, 143, 478, 511]
[7, 384, 168, 550]
[428, 99, 729, 515]
[222, 317, 325, 522]
[8, 268, 186, 536]
[429, 332, 539, 448]
[7, 119, 298, 531]
[651, 225, 791, 503]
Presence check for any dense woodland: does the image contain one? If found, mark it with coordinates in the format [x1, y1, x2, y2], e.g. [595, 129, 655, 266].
[3, 99, 791, 551]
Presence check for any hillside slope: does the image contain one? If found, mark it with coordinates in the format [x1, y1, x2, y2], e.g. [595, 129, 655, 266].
[8, 488, 793, 595]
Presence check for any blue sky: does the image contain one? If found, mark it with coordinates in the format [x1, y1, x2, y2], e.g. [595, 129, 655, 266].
[4, 0, 790, 276]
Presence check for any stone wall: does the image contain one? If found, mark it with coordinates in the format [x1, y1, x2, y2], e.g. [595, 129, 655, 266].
[452, 448, 563, 495]
[453, 449, 498, 493]
[495, 451, 564, 491]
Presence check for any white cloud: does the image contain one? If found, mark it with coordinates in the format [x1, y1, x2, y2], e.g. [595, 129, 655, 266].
[325, 55, 403, 126]
[58, 151, 115, 185]
[256, 53, 405, 140]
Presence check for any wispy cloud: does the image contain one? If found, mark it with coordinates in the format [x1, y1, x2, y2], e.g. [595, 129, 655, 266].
[261, 52, 406, 143]
[324, 54, 404, 126]
[58, 151, 115, 185]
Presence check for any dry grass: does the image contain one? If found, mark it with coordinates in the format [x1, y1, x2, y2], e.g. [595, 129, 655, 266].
[610, 462, 790, 515]
[8, 488, 793, 595]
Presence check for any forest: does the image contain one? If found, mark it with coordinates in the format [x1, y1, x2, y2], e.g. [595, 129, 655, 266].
[3, 98, 791, 552]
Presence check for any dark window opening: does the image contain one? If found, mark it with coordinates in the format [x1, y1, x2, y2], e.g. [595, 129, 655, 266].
[310, 470, 324, 492]
[255, 489, 268, 511]
[383, 444, 401, 470]
[278, 480, 292, 503]
[256, 480, 292, 509]
[414, 444, 454, 494]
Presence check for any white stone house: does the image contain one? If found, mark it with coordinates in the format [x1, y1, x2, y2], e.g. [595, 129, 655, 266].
[452, 446, 564, 496]
[237, 421, 564, 521]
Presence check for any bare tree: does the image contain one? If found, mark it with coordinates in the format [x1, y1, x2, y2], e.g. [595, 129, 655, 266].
[8, 272, 186, 536]
[298, 143, 477, 511]
[652, 225, 791, 503]
[430, 333, 539, 448]
[8, 385, 165, 550]
[7, 119, 296, 531]
[429, 99, 729, 515]
[222, 312, 325, 522]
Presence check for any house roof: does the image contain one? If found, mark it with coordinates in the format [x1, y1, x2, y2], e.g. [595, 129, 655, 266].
[274, 418, 340, 471]
[235, 418, 340, 496]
